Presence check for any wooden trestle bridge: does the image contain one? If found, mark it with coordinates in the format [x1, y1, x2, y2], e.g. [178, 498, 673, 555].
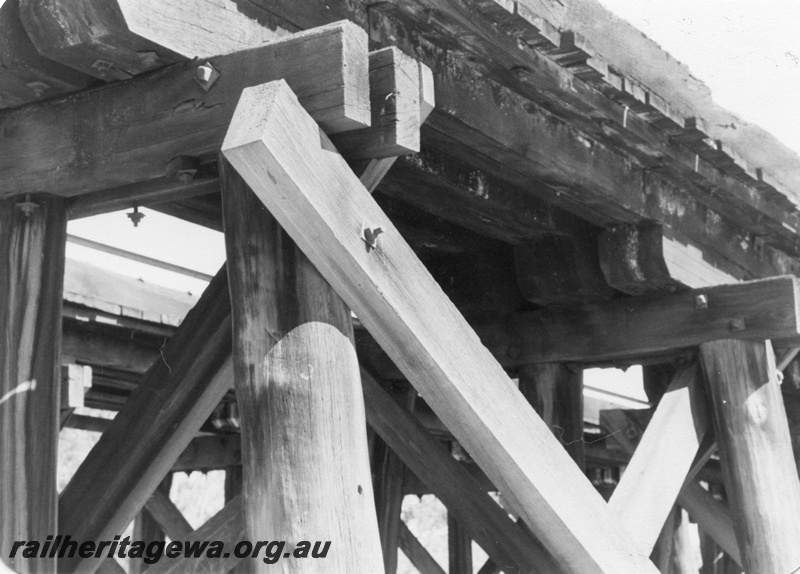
[2, 0, 800, 573]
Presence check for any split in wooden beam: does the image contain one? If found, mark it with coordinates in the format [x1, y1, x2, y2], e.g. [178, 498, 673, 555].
[0, 194, 67, 574]
[1, 20, 371, 199]
[607, 364, 709, 554]
[700, 339, 800, 574]
[58, 266, 233, 574]
[220, 79, 658, 573]
[513, 275, 800, 364]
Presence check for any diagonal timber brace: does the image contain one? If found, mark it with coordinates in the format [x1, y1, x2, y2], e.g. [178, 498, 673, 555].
[221, 79, 658, 574]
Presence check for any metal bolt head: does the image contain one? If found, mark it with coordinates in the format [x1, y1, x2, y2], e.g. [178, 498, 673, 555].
[694, 294, 708, 309]
[729, 317, 746, 332]
[195, 62, 220, 91]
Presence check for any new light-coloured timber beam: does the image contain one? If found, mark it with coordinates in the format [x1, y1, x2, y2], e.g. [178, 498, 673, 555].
[361, 369, 558, 573]
[0, 194, 66, 574]
[599, 222, 738, 294]
[677, 482, 740, 566]
[513, 276, 800, 364]
[20, 0, 284, 80]
[699, 339, 800, 574]
[221, 79, 657, 574]
[398, 522, 446, 574]
[0, 20, 370, 199]
[608, 364, 709, 554]
[146, 496, 245, 574]
[58, 267, 233, 574]
[221, 158, 383, 572]
[330, 47, 420, 159]
[519, 363, 585, 469]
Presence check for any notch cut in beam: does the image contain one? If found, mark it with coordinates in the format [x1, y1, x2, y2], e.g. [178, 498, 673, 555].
[513, 275, 800, 364]
[221, 79, 657, 574]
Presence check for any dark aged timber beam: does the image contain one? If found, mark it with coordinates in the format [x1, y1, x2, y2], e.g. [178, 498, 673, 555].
[0, 20, 371, 198]
[130, 477, 171, 574]
[248, 0, 800, 265]
[58, 267, 233, 574]
[398, 522, 446, 574]
[20, 0, 281, 80]
[222, 159, 384, 572]
[0, 0, 92, 108]
[362, 369, 558, 573]
[0, 194, 67, 574]
[700, 339, 800, 574]
[512, 276, 800, 365]
[222, 80, 657, 574]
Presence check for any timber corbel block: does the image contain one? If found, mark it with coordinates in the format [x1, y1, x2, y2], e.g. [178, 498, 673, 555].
[330, 47, 421, 159]
[222, 79, 658, 574]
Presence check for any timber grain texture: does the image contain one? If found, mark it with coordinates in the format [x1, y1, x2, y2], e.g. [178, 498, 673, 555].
[58, 267, 233, 574]
[222, 159, 383, 573]
[0, 195, 66, 574]
[221, 79, 658, 574]
[700, 339, 800, 574]
[513, 275, 800, 364]
[0, 20, 370, 198]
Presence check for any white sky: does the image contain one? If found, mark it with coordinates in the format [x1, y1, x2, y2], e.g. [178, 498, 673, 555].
[67, 2, 796, 402]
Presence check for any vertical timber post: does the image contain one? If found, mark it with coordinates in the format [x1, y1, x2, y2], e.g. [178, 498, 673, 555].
[447, 514, 472, 574]
[518, 363, 585, 469]
[130, 477, 172, 574]
[699, 339, 800, 574]
[0, 194, 67, 574]
[221, 159, 383, 573]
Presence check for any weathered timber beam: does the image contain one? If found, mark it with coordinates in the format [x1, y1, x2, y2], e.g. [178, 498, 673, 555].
[514, 228, 615, 305]
[143, 488, 193, 542]
[677, 482, 741, 567]
[599, 222, 739, 294]
[607, 365, 709, 554]
[0, 194, 66, 574]
[68, 175, 219, 220]
[222, 158, 383, 572]
[362, 369, 558, 573]
[146, 496, 244, 574]
[0, 20, 370, 199]
[448, 514, 472, 574]
[700, 339, 800, 574]
[173, 435, 241, 473]
[373, 386, 416, 574]
[131, 477, 171, 574]
[58, 267, 233, 574]
[513, 276, 800, 365]
[330, 47, 420, 159]
[0, 0, 91, 108]
[20, 0, 283, 81]
[221, 81, 657, 573]
[366, 1, 800, 257]
[398, 521, 446, 574]
[247, 0, 800, 275]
